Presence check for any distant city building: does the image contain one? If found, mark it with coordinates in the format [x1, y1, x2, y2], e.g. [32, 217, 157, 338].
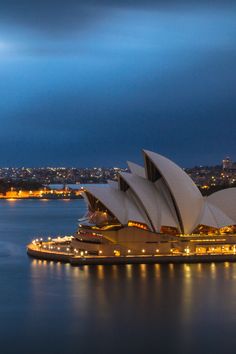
[0, 166, 128, 184]
[222, 157, 233, 170]
[1, 156, 236, 190]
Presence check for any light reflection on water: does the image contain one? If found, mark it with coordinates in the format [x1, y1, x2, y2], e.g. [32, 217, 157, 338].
[1, 200, 236, 353]
[10, 259, 236, 353]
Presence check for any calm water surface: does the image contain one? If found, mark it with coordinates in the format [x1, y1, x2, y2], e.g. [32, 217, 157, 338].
[1, 199, 236, 354]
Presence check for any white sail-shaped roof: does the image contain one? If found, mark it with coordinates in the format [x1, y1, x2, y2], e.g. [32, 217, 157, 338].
[208, 203, 235, 228]
[127, 161, 145, 178]
[85, 185, 151, 228]
[198, 201, 234, 228]
[119, 172, 178, 232]
[107, 180, 118, 189]
[143, 150, 204, 234]
[82, 150, 236, 235]
[207, 188, 236, 224]
[198, 202, 219, 228]
[154, 178, 180, 229]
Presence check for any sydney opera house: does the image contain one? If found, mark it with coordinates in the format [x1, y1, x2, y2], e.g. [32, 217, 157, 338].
[73, 150, 236, 257]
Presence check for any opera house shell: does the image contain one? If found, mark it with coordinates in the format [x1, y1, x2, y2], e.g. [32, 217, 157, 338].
[75, 150, 236, 256]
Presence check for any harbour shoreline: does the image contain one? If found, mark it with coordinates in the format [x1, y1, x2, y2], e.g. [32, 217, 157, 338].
[27, 242, 236, 266]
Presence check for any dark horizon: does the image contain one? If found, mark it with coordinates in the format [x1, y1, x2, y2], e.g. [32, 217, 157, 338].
[1, 0, 236, 167]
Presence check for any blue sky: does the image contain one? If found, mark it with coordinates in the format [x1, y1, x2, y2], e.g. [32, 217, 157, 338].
[0, 1, 236, 167]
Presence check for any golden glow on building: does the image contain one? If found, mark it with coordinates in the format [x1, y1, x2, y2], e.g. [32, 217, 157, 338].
[192, 224, 236, 236]
[128, 221, 148, 230]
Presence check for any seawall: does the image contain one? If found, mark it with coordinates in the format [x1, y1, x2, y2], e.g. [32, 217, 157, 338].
[27, 245, 236, 266]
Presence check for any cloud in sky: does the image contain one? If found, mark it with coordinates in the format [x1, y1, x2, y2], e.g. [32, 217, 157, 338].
[0, 0, 236, 167]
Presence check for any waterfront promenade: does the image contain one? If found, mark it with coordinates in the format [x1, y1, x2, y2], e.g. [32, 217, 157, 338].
[0, 188, 83, 200]
[27, 238, 236, 266]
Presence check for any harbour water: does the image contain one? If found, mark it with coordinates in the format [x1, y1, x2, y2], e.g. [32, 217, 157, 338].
[1, 199, 236, 354]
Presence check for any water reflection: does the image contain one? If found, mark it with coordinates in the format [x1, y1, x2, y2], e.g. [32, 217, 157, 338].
[29, 259, 236, 284]
[97, 265, 104, 280]
[154, 263, 161, 278]
[3, 199, 236, 352]
[126, 264, 133, 279]
[19, 259, 236, 353]
[210, 262, 216, 279]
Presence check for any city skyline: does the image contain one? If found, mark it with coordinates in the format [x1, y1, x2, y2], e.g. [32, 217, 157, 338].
[0, 154, 235, 169]
[1, 0, 236, 167]
[1, 156, 236, 191]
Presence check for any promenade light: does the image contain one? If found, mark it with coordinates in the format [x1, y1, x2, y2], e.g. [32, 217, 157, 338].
[127, 249, 131, 254]
[99, 250, 103, 255]
[156, 249, 159, 253]
[80, 251, 84, 256]
[185, 247, 190, 254]
[142, 249, 145, 253]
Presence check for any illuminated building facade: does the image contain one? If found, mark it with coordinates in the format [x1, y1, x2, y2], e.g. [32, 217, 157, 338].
[222, 157, 233, 170]
[73, 150, 236, 256]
